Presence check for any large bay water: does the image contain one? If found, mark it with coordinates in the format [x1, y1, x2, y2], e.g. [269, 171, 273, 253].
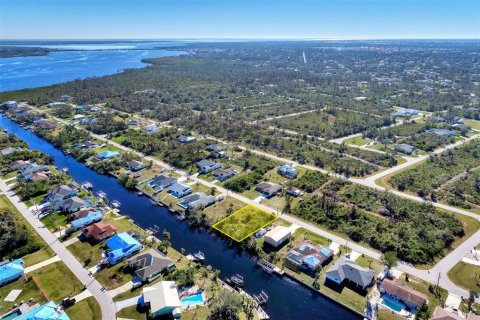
[0, 41, 185, 91]
[0, 114, 362, 320]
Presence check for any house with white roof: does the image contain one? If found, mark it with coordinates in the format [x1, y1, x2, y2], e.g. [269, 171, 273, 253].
[264, 226, 291, 248]
[140, 281, 181, 319]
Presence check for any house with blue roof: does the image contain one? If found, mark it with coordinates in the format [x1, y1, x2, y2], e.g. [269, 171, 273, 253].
[106, 232, 143, 265]
[429, 128, 456, 138]
[278, 163, 298, 179]
[285, 242, 333, 273]
[0, 259, 24, 287]
[168, 183, 192, 198]
[97, 151, 120, 160]
[17, 301, 70, 320]
[67, 211, 103, 233]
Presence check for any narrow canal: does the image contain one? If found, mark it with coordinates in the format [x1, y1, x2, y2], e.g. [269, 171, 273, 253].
[0, 115, 362, 320]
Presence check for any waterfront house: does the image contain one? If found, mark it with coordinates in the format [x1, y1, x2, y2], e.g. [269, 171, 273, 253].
[68, 211, 103, 232]
[212, 168, 235, 182]
[73, 208, 97, 220]
[278, 163, 298, 179]
[47, 184, 78, 203]
[196, 159, 222, 174]
[35, 119, 59, 130]
[81, 222, 116, 242]
[395, 144, 415, 155]
[140, 281, 181, 319]
[16, 301, 70, 320]
[106, 232, 143, 265]
[429, 129, 456, 137]
[149, 175, 177, 190]
[10, 160, 31, 171]
[255, 182, 282, 198]
[1, 100, 18, 109]
[97, 151, 120, 160]
[128, 160, 146, 172]
[178, 192, 216, 209]
[20, 164, 49, 180]
[128, 248, 175, 283]
[325, 256, 375, 290]
[285, 242, 332, 272]
[1, 147, 16, 156]
[0, 259, 24, 287]
[264, 226, 291, 248]
[177, 135, 196, 144]
[75, 140, 98, 150]
[380, 278, 428, 312]
[168, 183, 192, 198]
[29, 171, 49, 182]
[53, 196, 86, 213]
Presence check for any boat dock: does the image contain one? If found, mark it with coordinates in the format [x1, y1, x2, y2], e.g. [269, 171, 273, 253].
[257, 259, 284, 276]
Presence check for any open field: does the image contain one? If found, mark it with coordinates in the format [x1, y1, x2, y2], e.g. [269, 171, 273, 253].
[65, 297, 102, 320]
[213, 205, 278, 241]
[447, 262, 480, 291]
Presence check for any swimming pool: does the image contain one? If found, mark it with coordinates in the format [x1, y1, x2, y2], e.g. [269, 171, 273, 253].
[181, 293, 205, 307]
[1, 309, 21, 320]
[382, 295, 405, 313]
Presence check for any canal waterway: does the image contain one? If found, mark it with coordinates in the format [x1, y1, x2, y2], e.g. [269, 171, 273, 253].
[0, 114, 362, 320]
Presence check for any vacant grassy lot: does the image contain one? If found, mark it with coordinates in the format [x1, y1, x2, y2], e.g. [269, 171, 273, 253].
[344, 136, 373, 146]
[65, 297, 102, 320]
[213, 205, 277, 241]
[30, 261, 83, 302]
[0, 277, 47, 314]
[447, 262, 480, 291]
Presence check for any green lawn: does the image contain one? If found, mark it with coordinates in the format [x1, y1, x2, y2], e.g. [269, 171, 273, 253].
[23, 247, 55, 267]
[65, 297, 102, 320]
[447, 262, 480, 291]
[30, 262, 83, 302]
[213, 205, 278, 241]
[40, 211, 68, 232]
[464, 119, 480, 131]
[68, 240, 105, 267]
[0, 277, 47, 314]
[116, 305, 147, 320]
[344, 136, 373, 147]
[203, 196, 247, 224]
[1, 171, 18, 180]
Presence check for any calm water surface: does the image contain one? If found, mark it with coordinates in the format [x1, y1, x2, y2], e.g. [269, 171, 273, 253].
[0, 115, 361, 320]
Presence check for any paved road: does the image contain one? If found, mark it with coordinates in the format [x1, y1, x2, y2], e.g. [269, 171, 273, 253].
[0, 180, 117, 319]
[25, 107, 480, 298]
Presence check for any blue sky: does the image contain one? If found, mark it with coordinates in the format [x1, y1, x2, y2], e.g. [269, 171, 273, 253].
[0, 0, 479, 39]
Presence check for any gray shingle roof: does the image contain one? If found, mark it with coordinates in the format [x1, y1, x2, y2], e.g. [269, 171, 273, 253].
[325, 256, 374, 289]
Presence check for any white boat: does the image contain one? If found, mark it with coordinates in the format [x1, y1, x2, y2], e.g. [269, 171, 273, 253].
[193, 251, 205, 262]
[96, 191, 107, 199]
[62, 168, 69, 173]
[111, 200, 121, 208]
[81, 182, 93, 190]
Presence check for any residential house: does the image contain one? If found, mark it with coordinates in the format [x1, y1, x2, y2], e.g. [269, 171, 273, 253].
[212, 168, 235, 182]
[196, 159, 222, 174]
[74, 105, 88, 111]
[264, 226, 291, 248]
[20, 164, 49, 180]
[140, 281, 181, 319]
[206, 144, 227, 152]
[47, 184, 78, 203]
[380, 278, 428, 312]
[431, 306, 463, 320]
[1, 147, 16, 156]
[75, 140, 98, 150]
[128, 119, 140, 126]
[128, 160, 145, 172]
[53, 196, 86, 213]
[17, 301, 70, 320]
[325, 256, 375, 290]
[429, 129, 456, 137]
[73, 208, 98, 220]
[90, 106, 101, 112]
[255, 182, 282, 198]
[10, 160, 31, 171]
[177, 135, 196, 144]
[395, 144, 415, 155]
[29, 171, 49, 182]
[214, 151, 227, 158]
[106, 232, 143, 265]
[97, 151, 120, 160]
[178, 192, 216, 209]
[68, 211, 103, 232]
[0, 259, 24, 287]
[71, 114, 86, 121]
[35, 119, 58, 129]
[434, 116, 446, 123]
[60, 95, 71, 102]
[287, 186, 303, 197]
[285, 242, 333, 272]
[168, 183, 192, 198]
[81, 222, 116, 242]
[143, 124, 158, 134]
[149, 175, 177, 190]
[451, 124, 471, 132]
[80, 117, 95, 125]
[48, 101, 68, 108]
[278, 163, 298, 179]
[1, 101, 18, 109]
[128, 248, 176, 283]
